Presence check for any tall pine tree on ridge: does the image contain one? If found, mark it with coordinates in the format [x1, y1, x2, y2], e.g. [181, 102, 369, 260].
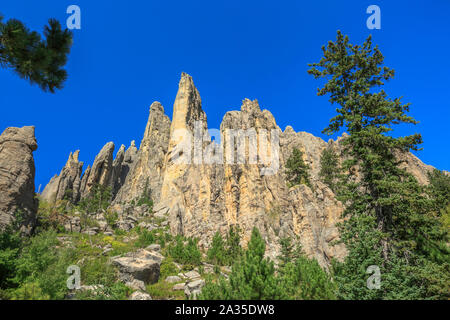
[308, 31, 449, 299]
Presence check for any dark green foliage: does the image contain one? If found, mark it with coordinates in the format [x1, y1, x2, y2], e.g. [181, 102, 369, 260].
[286, 148, 311, 187]
[207, 232, 228, 265]
[78, 184, 112, 214]
[277, 237, 336, 300]
[201, 228, 283, 300]
[167, 235, 202, 266]
[0, 226, 22, 289]
[135, 228, 155, 248]
[0, 14, 72, 92]
[319, 148, 341, 191]
[280, 256, 336, 300]
[427, 169, 450, 212]
[309, 31, 449, 299]
[159, 257, 178, 279]
[104, 210, 118, 229]
[207, 226, 243, 266]
[278, 236, 302, 269]
[225, 225, 243, 260]
[5, 230, 73, 299]
[137, 179, 154, 210]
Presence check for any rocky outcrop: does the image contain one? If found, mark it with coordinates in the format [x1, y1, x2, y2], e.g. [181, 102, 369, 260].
[42, 139, 139, 204]
[41, 150, 84, 203]
[80, 142, 115, 198]
[39, 72, 438, 267]
[0, 126, 38, 234]
[160, 73, 211, 238]
[109, 141, 139, 198]
[113, 102, 171, 204]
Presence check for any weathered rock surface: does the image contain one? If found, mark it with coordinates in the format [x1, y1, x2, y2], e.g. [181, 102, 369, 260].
[113, 102, 171, 204]
[111, 249, 162, 284]
[0, 126, 38, 234]
[165, 275, 182, 283]
[39, 72, 438, 268]
[129, 291, 152, 300]
[42, 139, 139, 205]
[184, 279, 205, 299]
[110, 141, 138, 198]
[80, 142, 115, 198]
[41, 150, 83, 203]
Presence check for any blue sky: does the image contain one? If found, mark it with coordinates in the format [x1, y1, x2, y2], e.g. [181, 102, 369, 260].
[1, 0, 449, 190]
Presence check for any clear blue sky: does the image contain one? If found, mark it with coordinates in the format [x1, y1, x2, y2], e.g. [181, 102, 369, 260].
[1, 0, 449, 190]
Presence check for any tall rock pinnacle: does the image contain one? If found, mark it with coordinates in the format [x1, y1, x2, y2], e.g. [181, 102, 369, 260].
[80, 142, 115, 198]
[0, 126, 38, 234]
[113, 102, 171, 204]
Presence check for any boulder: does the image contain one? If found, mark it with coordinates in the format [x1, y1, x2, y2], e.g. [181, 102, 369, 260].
[129, 291, 152, 300]
[111, 249, 162, 284]
[165, 275, 181, 283]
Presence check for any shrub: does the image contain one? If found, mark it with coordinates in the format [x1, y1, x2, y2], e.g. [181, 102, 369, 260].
[160, 257, 178, 279]
[78, 184, 112, 214]
[135, 228, 155, 248]
[0, 226, 22, 289]
[104, 210, 118, 229]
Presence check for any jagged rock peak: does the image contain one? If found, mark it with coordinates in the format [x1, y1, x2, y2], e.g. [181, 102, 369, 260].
[150, 101, 164, 113]
[283, 125, 295, 134]
[0, 126, 38, 234]
[80, 142, 115, 197]
[241, 98, 261, 114]
[41, 149, 84, 203]
[171, 72, 207, 133]
[112, 101, 171, 204]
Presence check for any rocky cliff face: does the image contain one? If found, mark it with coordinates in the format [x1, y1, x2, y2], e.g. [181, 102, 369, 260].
[0, 126, 38, 234]
[41, 73, 434, 266]
[113, 102, 171, 204]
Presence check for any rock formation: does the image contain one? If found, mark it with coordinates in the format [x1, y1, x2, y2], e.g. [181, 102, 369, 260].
[113, 102, 171, 204]
[41, 150, 83, 203]
[40, 72, 435, 266]
[80, 142, 115, 198]
[0, 126, 38, 234]
[41, 140, 138, 204]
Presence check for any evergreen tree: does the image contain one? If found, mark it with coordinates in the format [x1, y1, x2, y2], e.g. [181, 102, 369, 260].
[286, 148, 311, 187]
[0, 13, 72, 92]
[308, 31, 449, 299]
[200, 228, 285, 300]
[427, 169, 450, 213]
[280, 256, 337, 300]
[278, 236, 302, 270]
[319, 147, 341, 191]
[225, 225, 243, 261]
[207, 231, 228, 266]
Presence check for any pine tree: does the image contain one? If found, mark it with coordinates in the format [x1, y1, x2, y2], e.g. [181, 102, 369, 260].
[207, 232, 228, 266]
[286, 148, 311, 187]
[278, 236, 302, 269]
[200, 228, 285, 300]
[0, 14, 72, 92]
[308, 31, 449, 299]
[319, 147, 341, 191]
